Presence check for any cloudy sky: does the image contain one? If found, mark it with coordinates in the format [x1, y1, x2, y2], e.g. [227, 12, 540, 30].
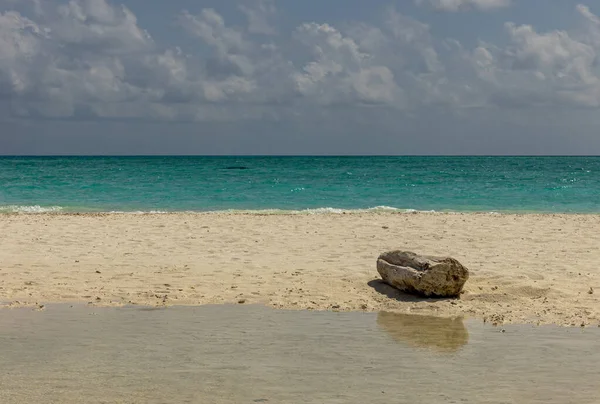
[2, 0, 600, 155]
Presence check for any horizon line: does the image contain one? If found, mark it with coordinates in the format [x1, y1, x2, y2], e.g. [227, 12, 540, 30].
[1, 154, 600, 158]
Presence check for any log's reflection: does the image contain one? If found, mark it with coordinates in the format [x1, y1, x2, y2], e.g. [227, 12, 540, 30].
[376, 311, 469, 353]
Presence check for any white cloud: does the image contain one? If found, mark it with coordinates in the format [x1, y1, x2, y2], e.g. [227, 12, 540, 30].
[179, 9, 248, 58]
[2, 0, 600, 124]
[416, 0, 511, 12]
[0, 11, 45, 96]
[384, 8, 442, 74]
[576, 4, 600, 48]
[53, 0, 152, 54]
[292, 22, 400, 105]
[0, 0, 163, 119]
[462, 5, 600, 108]
[0, 2, 271, 120]
[178, 8, 294, 106]
[239, 0, 276, 35]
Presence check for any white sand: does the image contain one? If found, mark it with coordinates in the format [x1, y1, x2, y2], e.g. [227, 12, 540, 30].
[1, 212, 599, 326]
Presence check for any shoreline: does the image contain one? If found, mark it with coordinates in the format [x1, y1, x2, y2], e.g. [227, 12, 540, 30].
[4, 210, 600, 217]
[4, 206, 600, 215]
[1, 212, 599, 326]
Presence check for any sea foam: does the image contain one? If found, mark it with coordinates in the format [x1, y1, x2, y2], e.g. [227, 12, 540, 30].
[0, 205, 64, 213]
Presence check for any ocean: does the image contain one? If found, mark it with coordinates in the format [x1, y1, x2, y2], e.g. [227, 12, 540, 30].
[1, 156, 599, 213]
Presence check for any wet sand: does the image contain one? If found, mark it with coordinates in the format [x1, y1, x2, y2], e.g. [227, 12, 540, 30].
[1, 304, 599, 404]
[1, 212, 600, 325]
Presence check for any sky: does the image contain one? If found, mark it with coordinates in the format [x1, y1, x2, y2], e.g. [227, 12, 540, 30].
[2, 0, 600, 155]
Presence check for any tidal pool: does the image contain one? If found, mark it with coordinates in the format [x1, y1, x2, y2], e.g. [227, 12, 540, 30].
[0, 304, 598, 403]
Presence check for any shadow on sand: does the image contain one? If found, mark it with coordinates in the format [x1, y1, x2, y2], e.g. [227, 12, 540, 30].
[367, 279, 456, 303]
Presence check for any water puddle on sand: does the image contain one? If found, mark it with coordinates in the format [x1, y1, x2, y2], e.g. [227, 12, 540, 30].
[0, 305, 599, 404]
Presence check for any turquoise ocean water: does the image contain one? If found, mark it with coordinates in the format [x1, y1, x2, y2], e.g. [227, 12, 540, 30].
[1, 156, 599, 213]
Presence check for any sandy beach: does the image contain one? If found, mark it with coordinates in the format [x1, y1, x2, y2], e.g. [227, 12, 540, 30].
[1, 212, 599, 326]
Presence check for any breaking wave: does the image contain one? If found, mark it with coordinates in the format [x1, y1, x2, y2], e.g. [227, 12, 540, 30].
[0, 205, 65, 213]
[216, 206, 437, 215]
[0, 205, 492, 215]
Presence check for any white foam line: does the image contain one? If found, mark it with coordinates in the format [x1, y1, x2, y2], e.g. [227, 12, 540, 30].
[0, 205, 64, 213]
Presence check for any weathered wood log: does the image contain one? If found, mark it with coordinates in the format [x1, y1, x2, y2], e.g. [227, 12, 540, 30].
[377, 251, 469, 297]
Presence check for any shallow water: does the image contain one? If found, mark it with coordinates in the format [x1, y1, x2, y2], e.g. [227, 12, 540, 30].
[0, 305, 599, 403]
[3, 156, 600, 213]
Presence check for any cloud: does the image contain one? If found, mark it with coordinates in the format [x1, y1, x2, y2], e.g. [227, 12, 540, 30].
[0, 0, 165, 119]
[462, 4, 600, 108]
[0, 12, 44, 94]
[348, 8, 473, 109]
[0, 1, 269, 121]
[0, 0, 497, 121]
[178, 7, 294, 106]
[576, 4, 600, 48]
[416, 0, 511, 12]
[0, 0, 43, 15]
[179, 9, 248, 59]
[292, 22, 400, 105]
[2, 0, 600, 125]
[52, 0, 152, 54]
[178, 8, 257, 102]
[239, 0, 276, 35]
[2, 1, 449, 122]
[290, 7, 462, 108]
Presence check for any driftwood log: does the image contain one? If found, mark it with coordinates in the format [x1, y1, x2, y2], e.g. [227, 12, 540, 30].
[377, 251, 469, 297]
